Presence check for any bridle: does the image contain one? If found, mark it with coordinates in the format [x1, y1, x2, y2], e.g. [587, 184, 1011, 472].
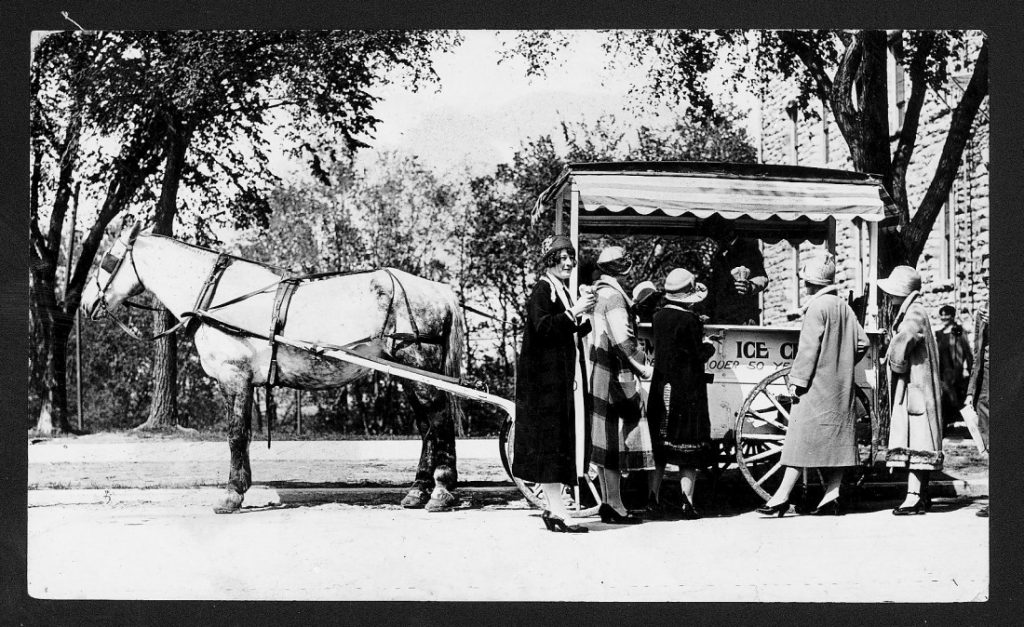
[92, 229, 186, 341]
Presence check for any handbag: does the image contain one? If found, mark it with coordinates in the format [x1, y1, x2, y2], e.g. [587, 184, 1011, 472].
[960, 404, 987, 454]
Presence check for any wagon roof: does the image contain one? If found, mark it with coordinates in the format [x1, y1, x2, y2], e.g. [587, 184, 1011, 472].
[536, 161, 898, 225]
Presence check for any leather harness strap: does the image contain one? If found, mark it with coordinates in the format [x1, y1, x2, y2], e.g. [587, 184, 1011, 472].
[266, 277, 301, 387]
[185, 254, 234, 336]
[263, 277, 300, 448]
[265, 278, 297, 443]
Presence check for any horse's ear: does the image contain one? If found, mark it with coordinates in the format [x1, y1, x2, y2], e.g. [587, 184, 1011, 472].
[127, 221, 142, 243]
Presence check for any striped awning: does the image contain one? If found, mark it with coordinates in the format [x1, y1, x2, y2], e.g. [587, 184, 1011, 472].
[537, 163, 896, 223]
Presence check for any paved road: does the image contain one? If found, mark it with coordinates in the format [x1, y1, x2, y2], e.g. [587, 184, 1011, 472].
[26, 436, 989, 602]
[27, 493, 987, 602]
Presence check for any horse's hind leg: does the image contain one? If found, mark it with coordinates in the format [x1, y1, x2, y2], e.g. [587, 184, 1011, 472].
[401, 382, 458, 511]
[214, 374, 254, 514]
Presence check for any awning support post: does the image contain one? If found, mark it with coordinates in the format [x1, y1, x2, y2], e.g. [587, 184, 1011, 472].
[866, 221, 880, 330]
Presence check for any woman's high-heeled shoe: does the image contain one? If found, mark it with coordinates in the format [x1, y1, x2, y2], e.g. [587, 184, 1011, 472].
[756, 501, 790, 517]
[541, 510, 589, 533]
[892, 492, 927, 516]
[678, 494, 701, 520]
[922, 492, 933, 511]
[810, 497, 843, 516]
[598, 503, 642, 525]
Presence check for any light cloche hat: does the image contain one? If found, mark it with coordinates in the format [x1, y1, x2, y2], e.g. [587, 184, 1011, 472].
[877, 265, 922, 297]
[596, 246, 633, 275]
[663, 268, 708, 304]
[799, 251, 837, 286]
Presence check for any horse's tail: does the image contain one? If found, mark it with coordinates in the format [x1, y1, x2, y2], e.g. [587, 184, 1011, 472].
[443, 287, 467, 437]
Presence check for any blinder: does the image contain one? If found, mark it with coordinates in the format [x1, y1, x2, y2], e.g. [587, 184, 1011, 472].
[100, 251, 122, 274]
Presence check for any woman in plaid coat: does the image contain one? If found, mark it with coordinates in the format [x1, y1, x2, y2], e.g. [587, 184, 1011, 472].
[589, 246, 654, 525]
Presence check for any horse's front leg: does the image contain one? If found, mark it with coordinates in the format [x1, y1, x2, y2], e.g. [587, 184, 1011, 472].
[401, 383, 458, 512]
[214, 376, 254, 514]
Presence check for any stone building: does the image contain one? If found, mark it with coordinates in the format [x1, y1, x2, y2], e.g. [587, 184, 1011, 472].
[754, 33, 989, 333]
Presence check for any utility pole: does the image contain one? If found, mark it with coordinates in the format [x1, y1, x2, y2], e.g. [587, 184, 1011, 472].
[67, 182, 83, 430]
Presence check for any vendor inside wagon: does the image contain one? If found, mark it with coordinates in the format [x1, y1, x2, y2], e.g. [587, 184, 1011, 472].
[699, 217, 769, 325]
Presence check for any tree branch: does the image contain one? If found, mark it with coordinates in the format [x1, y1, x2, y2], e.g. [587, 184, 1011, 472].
[829, 33, 864, 153]
[904, 38, 988, 266]
[890, 32, 936, 218]
[777, 30, 833, 100]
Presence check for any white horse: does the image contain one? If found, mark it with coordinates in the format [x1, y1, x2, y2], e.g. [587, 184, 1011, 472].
[82, 223, 466, 513]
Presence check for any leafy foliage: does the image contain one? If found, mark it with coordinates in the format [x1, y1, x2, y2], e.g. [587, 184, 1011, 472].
[30, 30, 460, 432]
[509, 29, 989, 271]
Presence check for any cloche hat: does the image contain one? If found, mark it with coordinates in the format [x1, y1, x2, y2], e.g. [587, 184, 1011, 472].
[663, 268, 708, 304]
[596, 246, 633, 275]
[799, 251, 837, 286]
[540, 235, 575, 265]
[877, 265, 922, 297]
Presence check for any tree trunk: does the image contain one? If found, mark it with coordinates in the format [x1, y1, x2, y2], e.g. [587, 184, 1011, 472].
[137, 119, 188, 430]
[32, 277, 75, 434]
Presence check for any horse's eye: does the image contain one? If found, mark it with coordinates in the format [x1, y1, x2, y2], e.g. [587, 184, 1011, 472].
[100, 253, 119, 273]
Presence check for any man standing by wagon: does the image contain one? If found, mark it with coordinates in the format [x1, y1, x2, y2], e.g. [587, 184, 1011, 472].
[699, 218, 769, 325]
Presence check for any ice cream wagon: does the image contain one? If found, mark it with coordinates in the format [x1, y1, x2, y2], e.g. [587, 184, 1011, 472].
[499, 162, 895, 511]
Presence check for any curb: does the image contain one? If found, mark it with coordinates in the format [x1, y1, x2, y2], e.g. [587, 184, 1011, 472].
[28, 478, 986, 509]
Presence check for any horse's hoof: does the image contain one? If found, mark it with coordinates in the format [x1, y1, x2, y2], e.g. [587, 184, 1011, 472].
[213, 491, 243, 514]
[401, 487, 430, 509]
[425, 487, 459, 512]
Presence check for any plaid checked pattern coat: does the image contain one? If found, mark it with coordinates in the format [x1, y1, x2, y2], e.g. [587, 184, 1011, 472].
[588, 277, 656, 472]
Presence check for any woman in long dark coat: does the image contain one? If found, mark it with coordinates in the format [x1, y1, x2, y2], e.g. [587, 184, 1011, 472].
[647, 268, 713, 519]
[758, 252, 869, 517]
[512, 235, 595, 532]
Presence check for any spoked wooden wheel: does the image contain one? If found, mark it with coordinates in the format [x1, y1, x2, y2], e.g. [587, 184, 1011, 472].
[735, 367, 795, 501]
[498, 415, 602, 517]
[735, 367, 875, 501]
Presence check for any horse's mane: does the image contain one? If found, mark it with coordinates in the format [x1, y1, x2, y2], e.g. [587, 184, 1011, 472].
[144, 233, 293, 275]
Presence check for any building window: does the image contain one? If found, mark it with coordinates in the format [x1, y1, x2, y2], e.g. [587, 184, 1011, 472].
[936, 192, 955, 283]
[786, 100, 799, 165]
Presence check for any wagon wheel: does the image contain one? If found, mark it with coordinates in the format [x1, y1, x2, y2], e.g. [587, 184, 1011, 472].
[735, 367, 874, 501]
[712, 439, 737, 474]
[498, 415, 602, 517]
[735, 367, 795, 501]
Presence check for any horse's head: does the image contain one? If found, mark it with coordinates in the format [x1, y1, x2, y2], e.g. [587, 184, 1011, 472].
[82, 222, 145, 320]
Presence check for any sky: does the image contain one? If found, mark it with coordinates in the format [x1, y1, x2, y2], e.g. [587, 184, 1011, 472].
[351, 30, 757, 178]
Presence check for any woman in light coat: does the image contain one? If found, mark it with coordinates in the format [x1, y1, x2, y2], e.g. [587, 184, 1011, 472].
[879, 266, 944, 515]
[589, 246, 653, 525]
[758, 252, 869, 517]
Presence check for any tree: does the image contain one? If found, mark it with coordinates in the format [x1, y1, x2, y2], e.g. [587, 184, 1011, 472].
[30, 30, 460, 434]
[508, 29, 989, 274]
[237, 151, 469, 435]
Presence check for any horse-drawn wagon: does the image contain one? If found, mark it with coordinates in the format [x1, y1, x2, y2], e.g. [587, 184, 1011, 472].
[500, 161, 896, 512]
[84, 160, 897, 516]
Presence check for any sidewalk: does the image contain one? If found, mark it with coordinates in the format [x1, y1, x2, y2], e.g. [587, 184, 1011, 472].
[28, 435, 987, 503]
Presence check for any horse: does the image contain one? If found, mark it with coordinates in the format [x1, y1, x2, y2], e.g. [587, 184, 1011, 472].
[81, 223, 466, 514]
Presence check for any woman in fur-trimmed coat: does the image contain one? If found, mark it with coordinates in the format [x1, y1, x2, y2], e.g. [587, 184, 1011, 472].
[879, 266, 944, 516]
